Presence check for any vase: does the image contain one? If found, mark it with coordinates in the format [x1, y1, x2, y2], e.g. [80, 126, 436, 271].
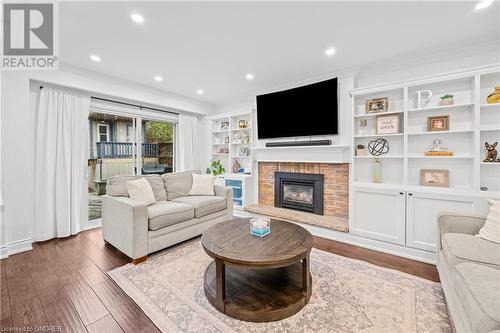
[356, 148, 367, 156]
[439, 98, 454, 106]
[487, 86, 500, 104]
[373, 159, 382, 183]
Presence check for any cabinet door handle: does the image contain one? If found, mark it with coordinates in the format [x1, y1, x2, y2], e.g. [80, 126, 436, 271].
[399, 192, 404, 195]
[408, 193, 413, 196]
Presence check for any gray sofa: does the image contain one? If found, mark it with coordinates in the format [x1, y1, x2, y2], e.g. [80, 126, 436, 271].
[436, 212, 500, 333]
[102, 170, 232, 263]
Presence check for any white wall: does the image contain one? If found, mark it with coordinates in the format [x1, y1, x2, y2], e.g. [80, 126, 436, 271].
[1, 65, 214, 257]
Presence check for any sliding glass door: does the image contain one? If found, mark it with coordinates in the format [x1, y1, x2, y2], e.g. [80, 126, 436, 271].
[87, 100, 177, 222]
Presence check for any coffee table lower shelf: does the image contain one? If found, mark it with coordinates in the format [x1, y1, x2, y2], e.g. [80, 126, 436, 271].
[203, 260, 312, 322]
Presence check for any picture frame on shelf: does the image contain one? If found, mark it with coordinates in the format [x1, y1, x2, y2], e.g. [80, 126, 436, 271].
[365, 97, 389, 114]
[376, 114, 399, 134]
[427, 115, 449, 132]
[420, 169, 449, 188]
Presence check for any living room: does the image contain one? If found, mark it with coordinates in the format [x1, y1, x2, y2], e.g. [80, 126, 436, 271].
[1, 1, 499, 332]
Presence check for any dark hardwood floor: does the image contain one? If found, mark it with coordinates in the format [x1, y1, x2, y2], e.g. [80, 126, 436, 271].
[0, 228, 439, 332]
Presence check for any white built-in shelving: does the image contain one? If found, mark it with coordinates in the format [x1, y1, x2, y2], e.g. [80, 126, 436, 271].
[209, 111, 253, 174]
[351, 65, 500, 195]
[350, 65, 499, 255]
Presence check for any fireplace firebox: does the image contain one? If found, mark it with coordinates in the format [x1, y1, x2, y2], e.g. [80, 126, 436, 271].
[274, 172, 324, 215]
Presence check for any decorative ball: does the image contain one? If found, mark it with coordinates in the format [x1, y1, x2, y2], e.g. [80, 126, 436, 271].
[368, 138, 390, 156]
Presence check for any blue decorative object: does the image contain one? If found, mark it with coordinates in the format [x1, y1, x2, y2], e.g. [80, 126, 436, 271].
[249, 218, 270, 237]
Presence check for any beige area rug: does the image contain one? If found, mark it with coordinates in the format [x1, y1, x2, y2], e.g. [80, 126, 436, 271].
[109, 241, 451, 333]
[245, 204, 349, 232]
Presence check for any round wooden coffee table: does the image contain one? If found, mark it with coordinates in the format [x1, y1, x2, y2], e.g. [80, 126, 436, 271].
[201, 218, 313, 322]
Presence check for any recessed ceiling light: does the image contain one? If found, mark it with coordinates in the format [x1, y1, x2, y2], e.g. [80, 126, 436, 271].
[131, 13, 144, 23]
[90, 54, 101, 62]
[325, 48, 336, 56]
[197, 89, 204, 95]
[154, 75, 163, 82]
[245, 73, 254, 80]
[475, 0, 494, 10]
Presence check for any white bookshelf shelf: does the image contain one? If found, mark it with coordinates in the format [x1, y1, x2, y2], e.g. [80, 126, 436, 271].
[354, 133, 403, 138]
[480, 162, 500, 166]
[480, 126, 500, 132]
[354, 110, 403, 118]
[354, 155, 403, 159]
[407, 129, 474, 136]
[407, 154, 474, 159]
[409, 103, 474, 113]
[480, 103, 500, 109]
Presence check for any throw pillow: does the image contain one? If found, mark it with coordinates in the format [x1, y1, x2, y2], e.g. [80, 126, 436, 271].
[188, 174, 215, 196]
[126, 178, 156, 205]
[478, 199, 500, 244]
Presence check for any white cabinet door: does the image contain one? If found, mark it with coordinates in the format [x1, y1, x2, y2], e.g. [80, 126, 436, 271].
[406, 192, 483, 252]
[351, 186, 406, 245]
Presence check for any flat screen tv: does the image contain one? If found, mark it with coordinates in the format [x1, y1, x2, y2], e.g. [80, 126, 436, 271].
[256, 77, 338, 139]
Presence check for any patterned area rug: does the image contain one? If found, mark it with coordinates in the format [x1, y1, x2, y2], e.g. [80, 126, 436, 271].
[109, 241, 452, 333]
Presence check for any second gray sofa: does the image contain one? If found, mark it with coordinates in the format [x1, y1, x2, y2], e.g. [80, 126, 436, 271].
[102, 170, 233, 263]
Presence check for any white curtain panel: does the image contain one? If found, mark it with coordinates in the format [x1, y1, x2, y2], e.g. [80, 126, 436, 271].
[34, 88, 90, 241]
[177, 114, 198, 171]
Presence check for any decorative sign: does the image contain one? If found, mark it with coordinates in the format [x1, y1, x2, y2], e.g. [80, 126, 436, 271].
[376, 115, 399, 134]
[420, 169, 449, 188]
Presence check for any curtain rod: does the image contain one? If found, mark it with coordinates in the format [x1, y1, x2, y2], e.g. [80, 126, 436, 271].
[39, 86, 179, 116]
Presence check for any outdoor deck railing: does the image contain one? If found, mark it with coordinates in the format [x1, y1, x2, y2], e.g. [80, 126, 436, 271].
[95, 142, 159, 159]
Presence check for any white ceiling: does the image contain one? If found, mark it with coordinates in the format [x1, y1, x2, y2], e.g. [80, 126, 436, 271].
[60, 1, 499, 106]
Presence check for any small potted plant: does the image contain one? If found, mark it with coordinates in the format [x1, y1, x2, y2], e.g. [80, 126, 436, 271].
[206, 159, 226, 185]
[356, 144, 367, 156]
[439, 94, 454, 106]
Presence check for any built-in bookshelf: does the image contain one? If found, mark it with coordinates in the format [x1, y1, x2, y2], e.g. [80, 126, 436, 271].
[210, 111, 253, 174]
[351, 66, 500, 196]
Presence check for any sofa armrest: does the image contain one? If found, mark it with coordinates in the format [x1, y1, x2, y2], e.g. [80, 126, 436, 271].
[436, 212, 486, 251]
[101, 195, 148, 259]
[214, 185, 233, 218]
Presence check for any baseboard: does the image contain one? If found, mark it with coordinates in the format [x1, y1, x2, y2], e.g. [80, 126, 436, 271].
[0, 246, 8, 260]
[82, 218, 102, 231]
[5, 237, 33, 257]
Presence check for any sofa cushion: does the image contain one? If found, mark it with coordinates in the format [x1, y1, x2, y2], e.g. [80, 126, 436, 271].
[454, 263, 500, 332]
[188, 174, 215, 196]
[478, 200, 500, 244]
[106, 175, 167, 201]
[126, 178, 156, 206]
[147, 201, 194, 231]
[162, 170, 201, 200]
[172, 196, 226, 218]
[442, 233, 500, 270]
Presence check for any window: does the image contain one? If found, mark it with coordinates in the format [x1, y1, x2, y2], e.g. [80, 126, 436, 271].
[97, 123, 109, 142]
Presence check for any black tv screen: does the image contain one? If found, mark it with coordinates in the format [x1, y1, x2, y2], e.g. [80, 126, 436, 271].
[256, 77, 338, 139]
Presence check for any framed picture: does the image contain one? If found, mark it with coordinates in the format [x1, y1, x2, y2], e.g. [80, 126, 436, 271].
[420, 169, 449, 187]
[365, 97, 389, 114]
[376, 115, 399, 134]
[427, 115, 449, 132]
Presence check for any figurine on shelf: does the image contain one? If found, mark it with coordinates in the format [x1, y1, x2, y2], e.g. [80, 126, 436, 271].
[238, 120, 248, 128]
[241, 132, 250, 144]
[233, 133, 242, 144]
[232, 159, 241, 173]
[487, 86, 500, 104]
[483, 142, 499, 162]
[425, 139, 454, 156]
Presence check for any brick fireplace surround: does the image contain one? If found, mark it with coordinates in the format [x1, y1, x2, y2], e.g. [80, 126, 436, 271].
[258, 162, 349, 219]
